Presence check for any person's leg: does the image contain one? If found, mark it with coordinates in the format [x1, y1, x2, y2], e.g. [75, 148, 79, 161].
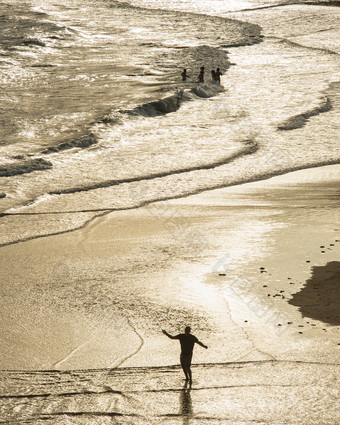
[180, 355, 189, 380]
[181, 354, 193, 382]
[187, 366, 192, 383]
[187, 354, 193, 383]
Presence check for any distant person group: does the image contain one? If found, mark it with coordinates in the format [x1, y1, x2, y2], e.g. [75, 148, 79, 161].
[181, 66, 222, 84]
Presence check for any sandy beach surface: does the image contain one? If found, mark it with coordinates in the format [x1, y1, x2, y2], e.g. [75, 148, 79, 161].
[0, 164, 339, 424]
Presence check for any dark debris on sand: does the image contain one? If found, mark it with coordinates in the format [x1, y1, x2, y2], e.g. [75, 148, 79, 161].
[288, 261, 340, 326]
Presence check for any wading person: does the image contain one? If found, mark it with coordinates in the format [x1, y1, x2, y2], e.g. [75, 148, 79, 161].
[162, 326, 208, 383]
[215, 67, 222, 84]
[198, 66, 205, 83]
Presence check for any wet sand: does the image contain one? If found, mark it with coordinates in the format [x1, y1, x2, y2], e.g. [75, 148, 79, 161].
[0, 164, 340, 423]
[1, 361, 339, 424]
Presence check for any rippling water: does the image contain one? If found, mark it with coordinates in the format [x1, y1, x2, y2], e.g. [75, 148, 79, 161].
[0, 0, 339, 245]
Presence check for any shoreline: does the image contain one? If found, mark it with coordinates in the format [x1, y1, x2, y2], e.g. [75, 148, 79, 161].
[1, 360, 339, 424]
[1, 160, 340, 249]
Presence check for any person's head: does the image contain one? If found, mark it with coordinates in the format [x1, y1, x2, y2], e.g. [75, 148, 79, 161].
[185, 326, 191, 334]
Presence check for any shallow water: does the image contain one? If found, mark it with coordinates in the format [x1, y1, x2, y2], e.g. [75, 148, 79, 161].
[1, 361, 339, 424]
[0, 0, 339, 246]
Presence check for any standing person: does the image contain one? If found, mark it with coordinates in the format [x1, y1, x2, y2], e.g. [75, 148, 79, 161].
[215, 67, 222, 84]
[198, 66, 205, 83]
[211, 69, 216, 82]
[181, 68, 187, 81]
[162, 326, 208, 383]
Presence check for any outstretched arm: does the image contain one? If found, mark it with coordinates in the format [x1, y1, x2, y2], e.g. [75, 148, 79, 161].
[162, 329, 177, 339]
[197, 340, 208, 349]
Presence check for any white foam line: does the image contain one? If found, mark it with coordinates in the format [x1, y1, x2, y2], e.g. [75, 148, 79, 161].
[53, 340, 92, 369]
[52, 315, 114, 369]
[111, 318, 144, 368]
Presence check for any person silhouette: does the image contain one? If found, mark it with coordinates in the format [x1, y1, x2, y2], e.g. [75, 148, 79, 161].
[181, 68, 187, 81]
[211, 69, 216, 82]
[198, 66, 205, 83]
[162, 326, 208, 383]
[215, 67, 222, 84]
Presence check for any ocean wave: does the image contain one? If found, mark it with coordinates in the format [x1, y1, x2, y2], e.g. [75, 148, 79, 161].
[9, 83, 225, 163]
[127, 83, 224, 117]
[48, 140, 257, 196]
[30, 63, 54, 68]
[21, 38, 46, 47]
[127, 91, 187, 117]
[191, 82, 225, 98]
[221, 35, 264, 48]
[0, 158, 52, 178]
[36, 84, 223, 155]
[0, 7, 71, 53]
[277, 38, 338, 56]
[301, 1, 340, 7]
[277, 96, 332, 130]
[41, 133, 98, 154]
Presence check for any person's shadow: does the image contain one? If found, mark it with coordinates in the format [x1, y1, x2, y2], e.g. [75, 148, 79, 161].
[179, 381, 193, 425]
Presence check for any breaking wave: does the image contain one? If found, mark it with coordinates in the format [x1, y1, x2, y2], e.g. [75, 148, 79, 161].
[50, 139, 257, 196]
[41, 133, 98, 154]
[127, 83, 225, 117]
[277, 96, 332, 130]
[0, 158, 52, 177]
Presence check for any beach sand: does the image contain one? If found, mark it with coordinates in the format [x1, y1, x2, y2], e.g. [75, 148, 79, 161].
[0, 164, 339, 423]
